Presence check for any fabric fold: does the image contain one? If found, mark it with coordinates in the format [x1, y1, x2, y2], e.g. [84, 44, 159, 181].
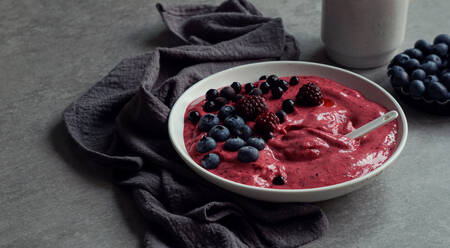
[63, 0, 327, 247]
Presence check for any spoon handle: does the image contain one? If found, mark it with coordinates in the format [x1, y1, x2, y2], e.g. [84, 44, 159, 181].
[345, 110, 398, 139]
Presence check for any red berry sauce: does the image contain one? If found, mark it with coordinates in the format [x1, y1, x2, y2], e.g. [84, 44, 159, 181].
[183, 75, 399, 189]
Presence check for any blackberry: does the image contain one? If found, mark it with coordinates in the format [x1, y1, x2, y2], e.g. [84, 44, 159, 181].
[255, 111, 279, 133]
[296, 82, 323, 106]
[235, 95, 268, 121]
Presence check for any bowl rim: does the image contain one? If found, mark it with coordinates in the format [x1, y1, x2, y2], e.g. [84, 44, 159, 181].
[168, 61, 408, 194]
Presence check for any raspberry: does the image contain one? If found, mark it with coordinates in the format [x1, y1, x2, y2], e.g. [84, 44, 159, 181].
[296, 82, 323, 106]
[235, 95, 268, 120]
[255, 111, 279, 133]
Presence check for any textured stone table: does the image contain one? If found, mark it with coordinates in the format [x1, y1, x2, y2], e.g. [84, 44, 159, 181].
[1, 0, 449, 247]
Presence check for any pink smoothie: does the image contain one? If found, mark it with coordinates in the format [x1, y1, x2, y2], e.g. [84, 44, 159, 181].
[183, 75, 398, 189]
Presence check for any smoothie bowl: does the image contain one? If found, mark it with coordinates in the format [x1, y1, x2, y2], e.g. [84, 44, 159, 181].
[168, 61, 407, 202]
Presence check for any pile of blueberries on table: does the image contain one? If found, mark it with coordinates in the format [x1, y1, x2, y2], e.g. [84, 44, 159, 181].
[388, 34, 450, 111]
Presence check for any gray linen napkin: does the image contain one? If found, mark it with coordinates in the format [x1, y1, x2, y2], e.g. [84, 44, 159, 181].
[63, 0, 328, 247]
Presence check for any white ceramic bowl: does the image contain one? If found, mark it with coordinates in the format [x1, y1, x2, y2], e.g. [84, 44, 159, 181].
[168, 61, 408, 202]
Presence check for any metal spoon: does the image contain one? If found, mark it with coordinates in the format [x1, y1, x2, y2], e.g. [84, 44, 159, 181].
[345, 110, 398, 139]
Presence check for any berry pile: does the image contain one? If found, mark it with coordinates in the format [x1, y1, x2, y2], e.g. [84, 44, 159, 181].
[186, 74, 325, 186]
[388, 34, 450, 102]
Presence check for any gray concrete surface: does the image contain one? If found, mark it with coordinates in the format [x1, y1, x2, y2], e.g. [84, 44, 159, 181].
[1, 0, 449, 247]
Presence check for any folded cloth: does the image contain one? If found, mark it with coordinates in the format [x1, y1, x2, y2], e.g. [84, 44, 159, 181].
[63, 0, 328, 247]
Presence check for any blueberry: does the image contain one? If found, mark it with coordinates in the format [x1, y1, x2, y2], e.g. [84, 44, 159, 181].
[202, 101, 217, 112]
[198, 113, 220, 132]
[237, 146, 259, 162]
[441, 72, 450, 89]
[411, 69, 426, 81]
[232, 125, 253, 140]
[208, 125, 230, 142]
[246, 137, 265, 150]
[196, 136, 216, 153]
[390, 70, 409, 87]
[260, 82, 271, 94]
[214, 97, 228, 108]
[201, 153, 220, 169]
[414, 39, 432, 54]
[223, 115, 245, 130]
[434, 34, 450, 46]
[272, 87, 284, 99]
[220, 87, 236, 100]
[187, 111, 200, 124]
[267, 75, 279, 87]
[224, 137, 245, 151]
[422, 61, 439, 75]
[391, 53, 410, 67]
[245, 82, 256, 94]
[249, 88, 263, 96]
[279, 80, 289, 91]
[423, 75, 439, 85]
[289, 76, 300, 86]
[282, 99, 295, 113]
[404, 48, 423, 60]
[231, 82, 242, 94]
[425, 54, 442, 66]
[259, 75, 267, 80]
[404, 59, 421, 72]
[205, 89, 219, 101]
[232, 94, 244, 103]
[409, 80, 426, 97]
[276, 110, 286, 123]
[431, 43, 448, 57]
[218, 105, 235, 120]
[426, 81, 448, 100]
[272, 175, 286, 185]
[387, 65, 405, 77]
